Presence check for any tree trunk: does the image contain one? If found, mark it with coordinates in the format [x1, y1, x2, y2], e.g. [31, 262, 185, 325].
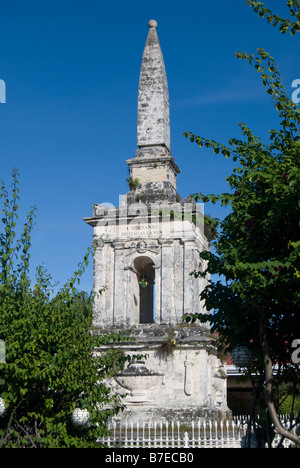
[259, 308, 300, 447]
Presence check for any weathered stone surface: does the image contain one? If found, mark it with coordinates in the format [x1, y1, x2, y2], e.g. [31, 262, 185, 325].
[86, 215, 208, 327]
[137, 20, 170, 151]
[95, 329, 228, 421]
[84, 20, 229, 423]
[126, 21, 181, 205]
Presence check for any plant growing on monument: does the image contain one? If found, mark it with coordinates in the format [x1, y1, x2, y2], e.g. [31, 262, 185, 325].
[138, 277, 148, 288]
[127, 176, 140, 191]
[155, 331, 177, 361]
[184, 2, 300, 447]
[0, 169, 129, 448]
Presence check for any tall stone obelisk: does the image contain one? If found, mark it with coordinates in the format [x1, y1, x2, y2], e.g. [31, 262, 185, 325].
[84, 20, 228, 422]
[126, 20, 180, 205]
[137, 19, 170, 152]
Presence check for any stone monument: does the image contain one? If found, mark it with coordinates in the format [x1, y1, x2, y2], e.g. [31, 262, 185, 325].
[84, 20, 228, 422]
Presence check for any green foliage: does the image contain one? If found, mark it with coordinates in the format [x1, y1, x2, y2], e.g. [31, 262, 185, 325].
[247, 0, 300, 36]
[184, 2, 300, 444]
[183, 37, 300, 446]
[0, 170, 128, 448]
[278, 394, 300, 415]
[0, 169, 36, 286]
[184, 49, 300, 364]
[127, 177, 140, 191]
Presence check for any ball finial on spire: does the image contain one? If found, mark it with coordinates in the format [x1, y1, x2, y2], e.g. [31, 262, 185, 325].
[148, 19, 157, 28]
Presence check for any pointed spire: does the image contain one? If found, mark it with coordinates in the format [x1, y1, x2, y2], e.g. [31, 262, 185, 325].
[126, 20, 180, 205]
[137, 20, 171, 152]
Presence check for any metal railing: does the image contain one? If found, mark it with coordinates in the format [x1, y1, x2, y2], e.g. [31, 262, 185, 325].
[100, 416, 298, 448]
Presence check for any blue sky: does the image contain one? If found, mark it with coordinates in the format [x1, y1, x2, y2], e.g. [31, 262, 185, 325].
[0, 0, 299, 292]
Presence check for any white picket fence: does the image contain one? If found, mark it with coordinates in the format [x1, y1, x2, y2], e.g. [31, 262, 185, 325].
[101, 416, 298, 449]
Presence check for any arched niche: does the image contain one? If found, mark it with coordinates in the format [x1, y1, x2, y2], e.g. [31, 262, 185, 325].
[133, 256, 155, 324]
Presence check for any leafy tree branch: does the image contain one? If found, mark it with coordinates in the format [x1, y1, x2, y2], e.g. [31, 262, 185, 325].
[184, 27, 300, 447]
[247, 0, 300, 35]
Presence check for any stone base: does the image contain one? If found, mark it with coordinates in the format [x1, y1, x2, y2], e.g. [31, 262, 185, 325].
[94, 324, 230, 425]
[112, 406, 230, 425]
